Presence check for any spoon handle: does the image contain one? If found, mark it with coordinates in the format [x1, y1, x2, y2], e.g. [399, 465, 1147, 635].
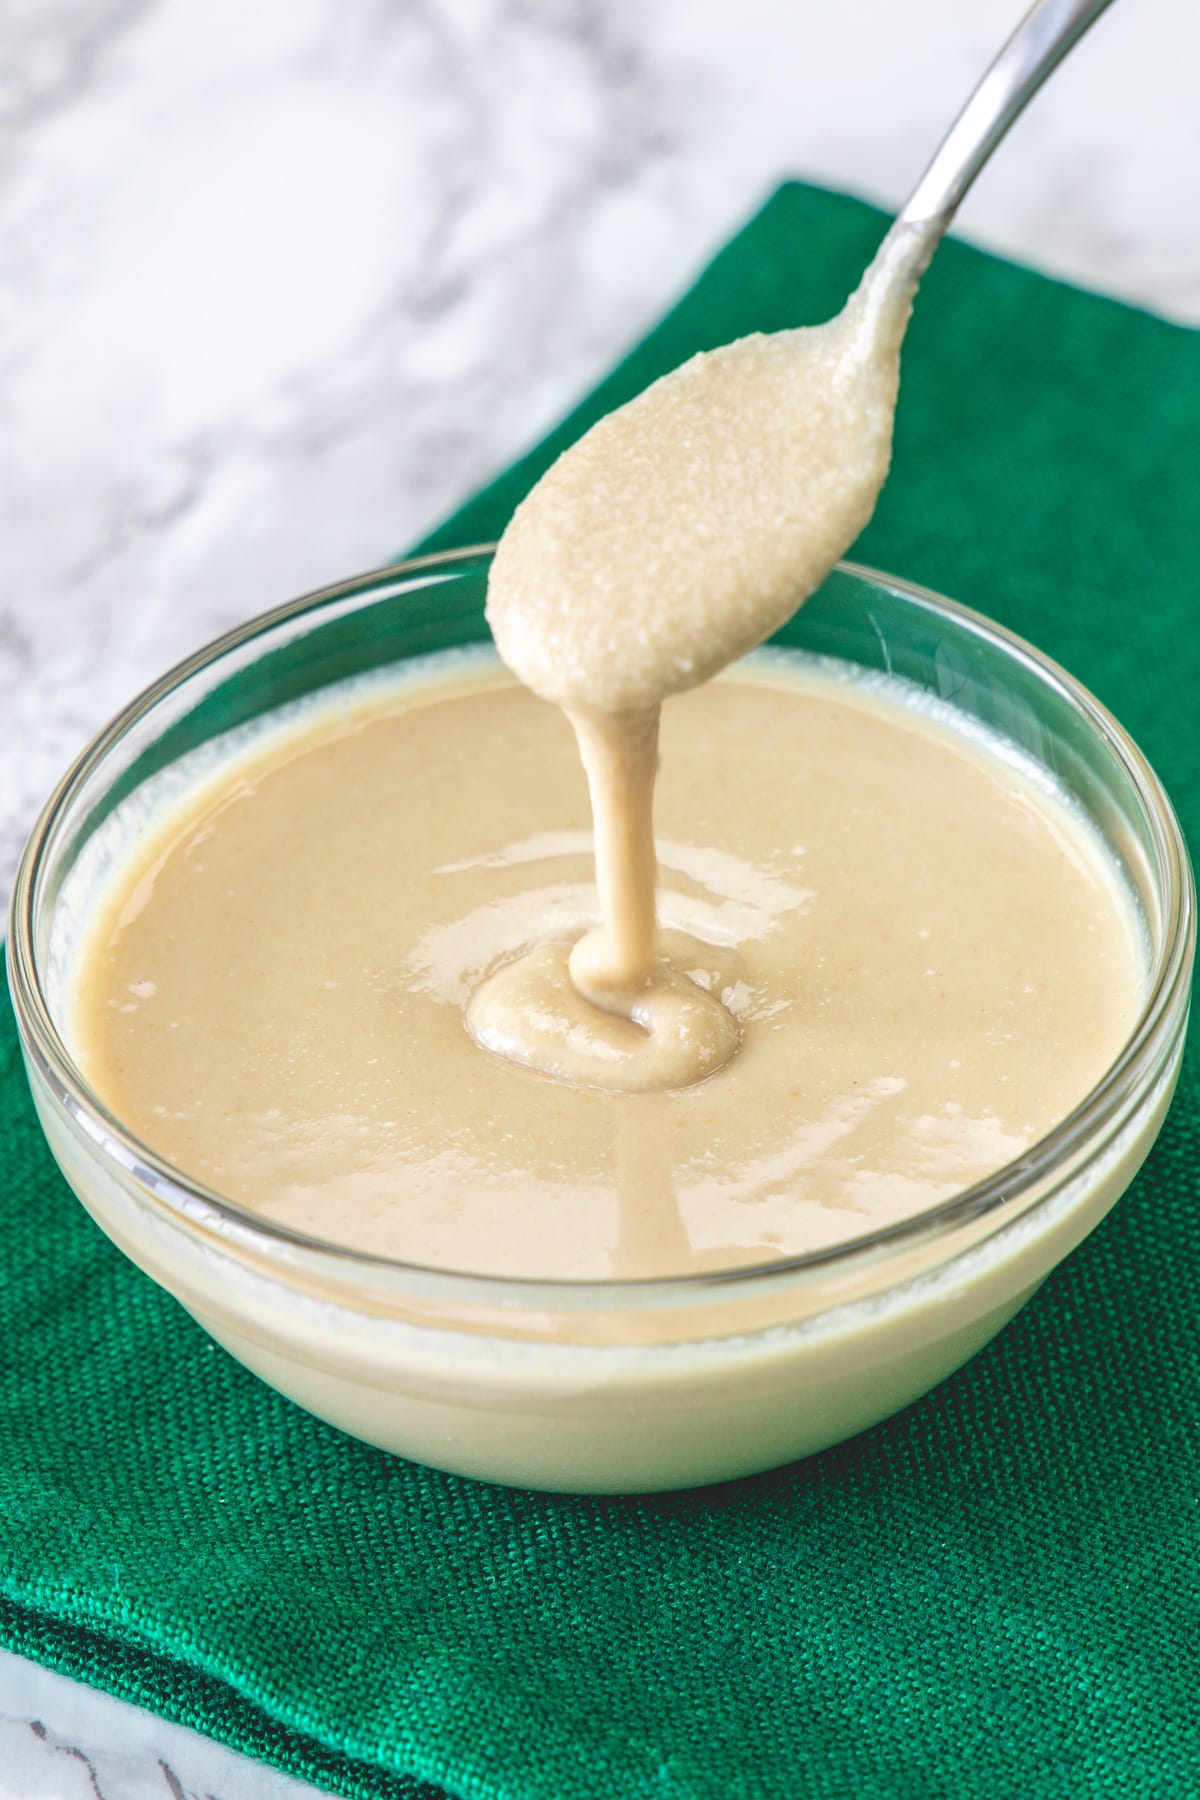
[897, 0, 1116, 252]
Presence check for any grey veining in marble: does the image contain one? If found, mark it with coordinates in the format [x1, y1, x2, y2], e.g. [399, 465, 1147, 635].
[1, 1, 1198, 1794]
[0, 1648, 330, 1798]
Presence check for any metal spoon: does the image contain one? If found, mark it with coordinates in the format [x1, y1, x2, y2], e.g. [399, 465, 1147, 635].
[487, 0, 1121, 722]
[873, 0, 1117, 293]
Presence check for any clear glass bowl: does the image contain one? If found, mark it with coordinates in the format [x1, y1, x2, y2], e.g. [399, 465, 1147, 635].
[8, 552, 1194, 1492]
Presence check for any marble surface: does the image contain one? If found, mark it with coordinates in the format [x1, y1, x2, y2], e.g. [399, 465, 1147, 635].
[0, 1650, 331, 1800]
[2, 0, 1198, 1793]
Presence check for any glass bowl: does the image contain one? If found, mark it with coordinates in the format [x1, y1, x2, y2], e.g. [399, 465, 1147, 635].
[8, 551, 1194, 1492]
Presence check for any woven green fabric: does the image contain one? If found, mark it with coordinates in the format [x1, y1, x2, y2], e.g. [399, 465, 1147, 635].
[3, 182, 1200, 1799]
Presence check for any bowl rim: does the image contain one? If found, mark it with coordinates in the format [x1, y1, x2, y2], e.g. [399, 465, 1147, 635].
[7, 548, 1195, 1307]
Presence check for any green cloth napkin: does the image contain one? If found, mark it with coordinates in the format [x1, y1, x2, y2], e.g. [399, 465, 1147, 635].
[4, 181, 1200, 1800]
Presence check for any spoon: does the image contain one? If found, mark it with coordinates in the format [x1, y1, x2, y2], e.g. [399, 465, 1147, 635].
[487, 0, 1119, 720]
[875, 0, 1117, 294]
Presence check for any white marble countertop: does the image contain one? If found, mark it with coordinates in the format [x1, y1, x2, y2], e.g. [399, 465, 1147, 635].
[0, 1650, 331, 1800]
[2, 0, 1198, 1793]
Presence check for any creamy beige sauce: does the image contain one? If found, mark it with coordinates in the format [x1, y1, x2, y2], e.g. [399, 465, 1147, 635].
[74, 653, 1144, 1283]
[480, 235, 920, 1090]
